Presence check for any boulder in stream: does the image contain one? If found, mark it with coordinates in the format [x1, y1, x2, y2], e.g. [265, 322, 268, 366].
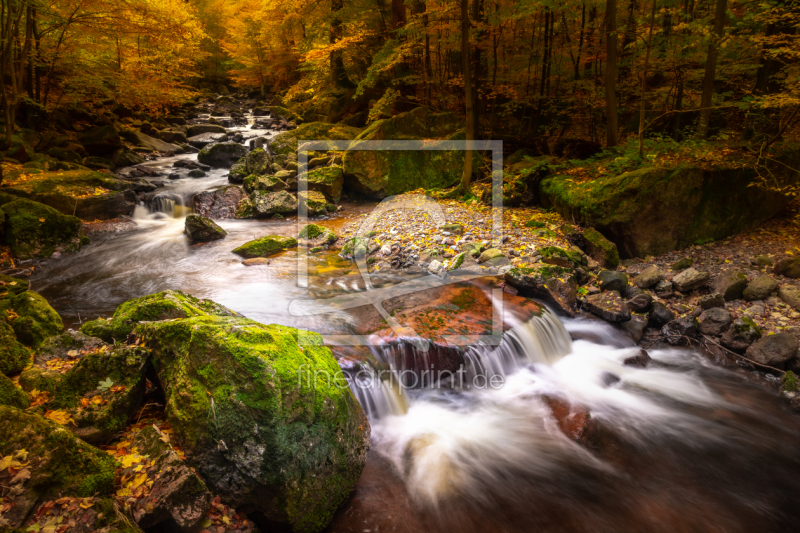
[185, 214, 227, 243]
[135, 315, 370, 533]
[251, 189, 298, 217]
[193, 185, 248, 219]
[3, 199, 83, 259]
[198, 142, 248, 168]
[233, 235, 297, 258]
[504, 264, 578, 317]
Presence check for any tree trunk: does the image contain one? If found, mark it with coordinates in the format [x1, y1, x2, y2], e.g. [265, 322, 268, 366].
[638, 0, 658, 156]
[698, 0, 727, 138]
[605, 0, 619, 147]
[330, 0, 354, 89]
[471, 0, 484, 138]
[459, 0, 474, 195]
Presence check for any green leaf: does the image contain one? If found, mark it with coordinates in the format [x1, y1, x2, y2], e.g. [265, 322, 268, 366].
[98, 378, 114, 391]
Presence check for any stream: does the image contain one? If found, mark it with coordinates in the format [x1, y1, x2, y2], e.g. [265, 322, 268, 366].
[27, 115, 800, 533]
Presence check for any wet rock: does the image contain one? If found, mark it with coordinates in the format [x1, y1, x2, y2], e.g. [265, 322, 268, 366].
[187, 124, 227, 137]
[34, 330, 106, 365]
[745, 333, 799, 367]
[626, 293, 653, 313]
[623, 348, 652, 367]
[720, 317, 762, 352]
[298, 224, 337, 247]
[0, 321, 32, 375]
[188, 132, 228, 148]
[635, 265, 662, 288]
[187, 169, 206, 178]
[132, 426, 213, 531]
[19, 345, 149, 444]
[80, 290, 240, 343]
[78, 125, 122, 155]
[583, 291, 631, 322]
[648, 302, 675, 328]
[697, 308, 732, 336]
[662, 317, 698, 346]
[622, 313, 648, 342]
[133, 131, 180, 153]
[251, 190, 298, 217]
[774, 256, 800, 279]
[698, 292, 725, 309]
[598, 270, 628, 292]
[654, 279, 673, 294]
[136, 316, 369, 533]
[298, 190, 331, 216]
[233, 235, 297, 258]
[743, 275, 778, 301]
[193, 185, 248, 219]
[672, 267, 710, 292]
[185, 214, 227, 243]
[242, 257, 271, 266]
[778, 285, 800, 312]
[504, 265, 578, 317]
[3, 199, 83, 259]
[198, 142, 248, 168]
[244, 174, 287, 194]
[582, 227, 619, 269]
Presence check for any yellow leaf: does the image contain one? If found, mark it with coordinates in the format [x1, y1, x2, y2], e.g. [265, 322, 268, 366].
[116, 487, 132, 498]
[79, 498, 94, 509]
[92, 395, 104, 405]
[45, 409, 76, 426]
[38, 218, 45, 223]
[80, 398, 90, 408]
[129, 472, 148, 490]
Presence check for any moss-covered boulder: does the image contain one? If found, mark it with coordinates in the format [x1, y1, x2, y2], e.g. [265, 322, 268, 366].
[3, 199, 82, 259]
[78, 125, 123, 155]
[80, 289, 241, 343]
[298, 190, 331, 216]
[0, 372, 29, 408]
[0, 321, 32, 375]
[583, 227, 619, 268]
[233, 235, 297, 258]
[302, 165, 344, 202]
[34, 330, 107, 364]
[540, 162, 793, 258]
[0, 290, 64, 348]
[136, 315, 370, 533]
[0, 272, 29, 296]
[193, 185, 248, 219]
[0, 168, 139, 219]
[185, 214, 227, 243]
[298, 224, 337, 247]
[504, 264, 578, 317]
[342, 107, 465, 197]
[270, 122, 361, 160]
[228, 157, 249, 183]
[244, 174, 287, 194]
[19, 345, 148, 444]
[539, 246, 586, 268]
[341, 237, 368, 259]
[251, 189, 298, 217]
[244, 147, 272, 175]
[0, 406, 118, 529]
[198, 142, 248, 168]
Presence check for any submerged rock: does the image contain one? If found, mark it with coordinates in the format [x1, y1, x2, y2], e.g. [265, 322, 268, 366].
[185, 214, 227, 243]
[233, 235, 298, 258]
[3, 199, 83, 259]
[136, 315, 370, 533]
[80, 289, 240, 343]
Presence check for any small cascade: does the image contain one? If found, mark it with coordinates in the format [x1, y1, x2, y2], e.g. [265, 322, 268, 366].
[347, 310, 573, 421]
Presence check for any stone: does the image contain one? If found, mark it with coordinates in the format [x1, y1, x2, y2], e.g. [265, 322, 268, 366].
[428, 259, 445, 275]
[185, 214, 227, 243]
[186, 124, 227, 137]
[298, 190, 331, 216]
[0, 321, 31, 375]
[539, 162, 793, 258]
[697, 308, 733, 336]
[774, 256, 800, 279]
[440, 223, 464, 235]
[478, 248, 506, 264]
[33, 330, 106, 365]
[251, 190, 298, 217]
[78, 125, 122, 155]
[711, 269, 748, 301]
[755, 255, 773, 267]
[298, 224, 338, 247]
[654, 279, 673, 293]
[133, 130, 181, 153]
[3, 199, 83, 259]
[244, 174, 287, 194]
[672, 268, 710, 292]
[504, 265, 578, 317]
[698, 293, 725, 309]
[19, 345, 148, 444]
[80, 290, 240, 343]
[187, 169, 206, 178]
[0, 291, 64, 348]
[597, 270, 628, 292]
[198, 142, 248, 168]
[672, 258, 693, 271]
[623, 348, 652, 367]
[539, 246, 586, 268]
[745, 333, 799, 367]
[303, 165, 344, 202]
[0, 372, 29, 408]
[233, 235, 297, 258]
[193, 185, 248, 219]
[648, 302, 675, 328]
[626, 292, 653, 313]
[743, 275, 778, 301]
[187, 132, 228, 148]
[635, 265, 662, 288]
[662, 317, 698, 346]
[583, 291, 631, 322]
[582, 227, 620, 268]
[242, 257, 271, 266]
[132, 426, 213, 531]
[135, 315, 370, 533]
[720, 317, 762, 352]
[622, 314, 648, 342]
[778, 285, 800, 311]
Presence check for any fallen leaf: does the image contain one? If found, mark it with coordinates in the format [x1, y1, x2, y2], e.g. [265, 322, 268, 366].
[45, 410, 76, 426]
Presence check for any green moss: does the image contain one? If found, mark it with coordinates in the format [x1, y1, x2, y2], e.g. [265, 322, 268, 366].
[300, 224, 325, 240]
[739, 315, 762, 337]
[3, 199, 83, 259]
[0, 373, 29, 408]
[270, 122, 362, 156]
[232, 235, 297, 258]
[0, 321, 32, 375]
[79, 290, 239, 343]
[449, 252, 467, 271]
[782, 371, 799, 393]
[341, 237, 367, 259]
[304, 165, 344, 202]
[298, 190, 330, 216]
[539, 246, 586, 267]
[672, 257, 693, 271]
[526, 220, 546, 228]
[2, 291, 64, 348]
[583, 227, 619, 268]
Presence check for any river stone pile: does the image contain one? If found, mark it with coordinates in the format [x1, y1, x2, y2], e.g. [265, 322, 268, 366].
[0, 288, 370, 533]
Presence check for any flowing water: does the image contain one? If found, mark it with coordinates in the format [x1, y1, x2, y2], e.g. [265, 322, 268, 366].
[27, 114, 800, 533]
